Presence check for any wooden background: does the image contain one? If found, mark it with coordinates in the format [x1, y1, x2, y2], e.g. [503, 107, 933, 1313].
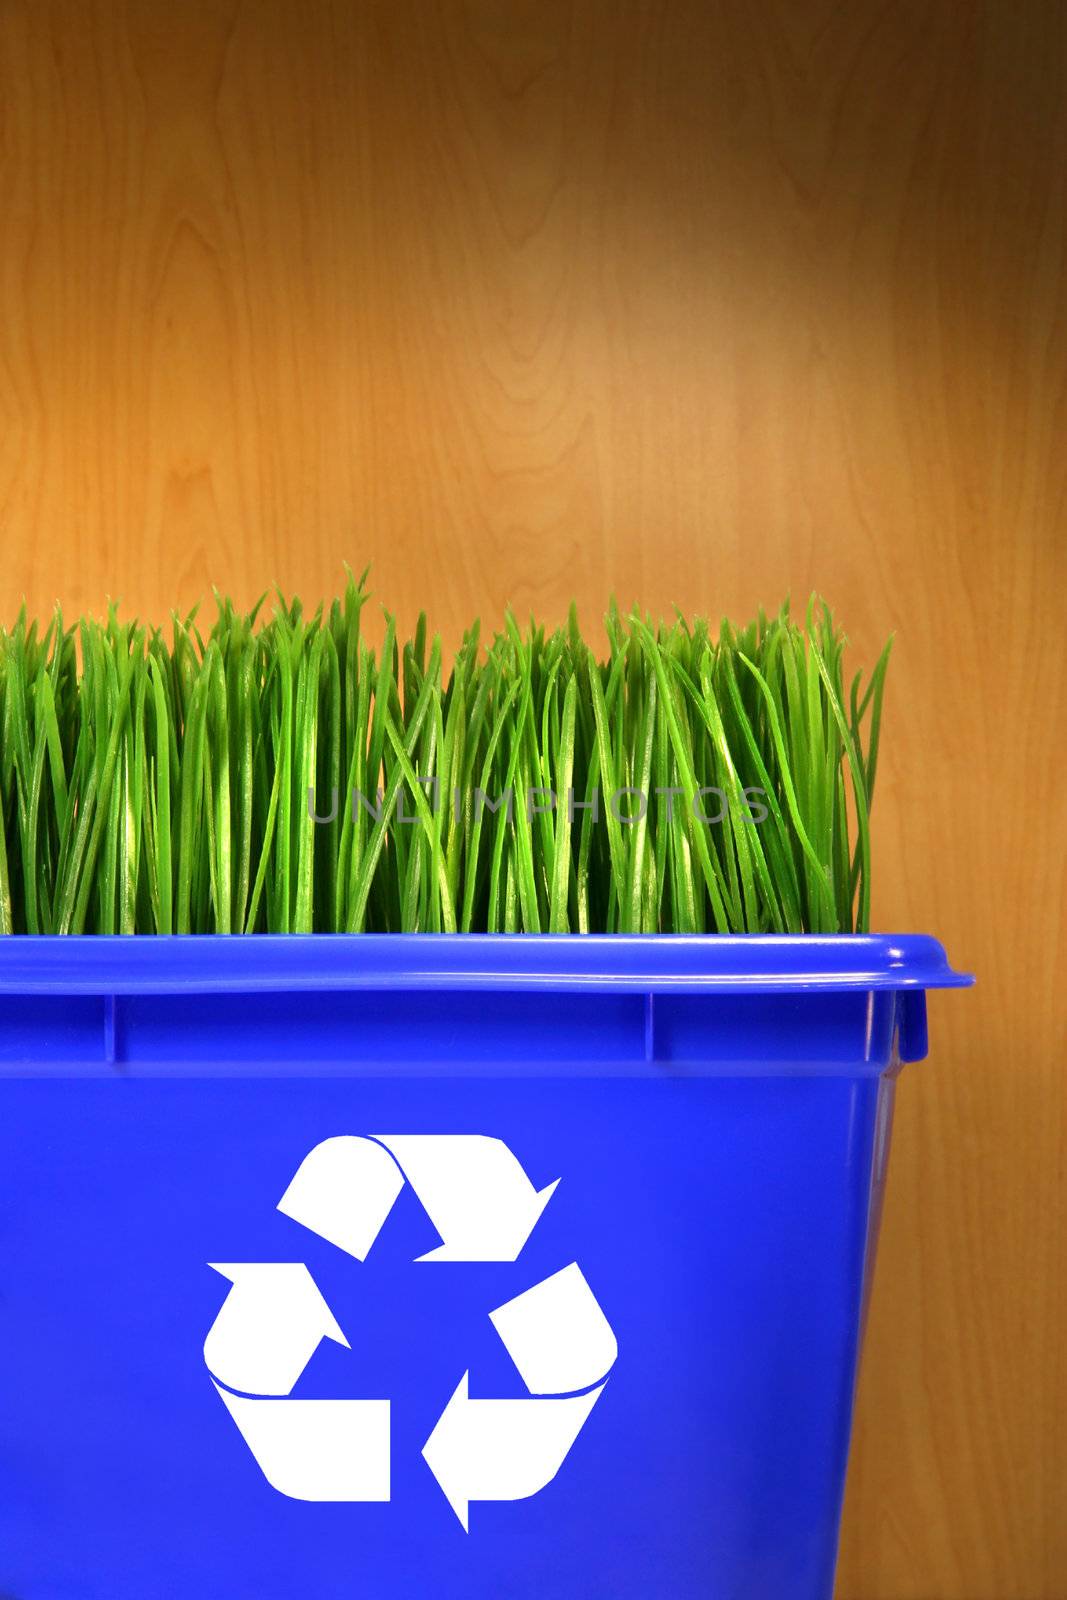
[1, 2, 1064, 1594]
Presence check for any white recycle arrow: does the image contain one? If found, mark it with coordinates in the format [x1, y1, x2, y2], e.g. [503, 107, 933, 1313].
[204, 1263, 349, 1395]
[207, 1135, 617, 1521]
[423, 1376, 604, 1532]
[376, 1135, 559, 1262]
[211, 1387, 390, 1503]
[277, 1136, 405, 1261]
[423, 1262, 619, 1530]
[277, 1134, 559, 1263]
[203, 1263, 390, 1502]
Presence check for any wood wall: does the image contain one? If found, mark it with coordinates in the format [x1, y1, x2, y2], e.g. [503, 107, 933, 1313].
[1, 3, 1065, 1594]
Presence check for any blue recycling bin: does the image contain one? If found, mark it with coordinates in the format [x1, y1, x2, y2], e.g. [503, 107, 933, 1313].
[0, 934, 970, 1600]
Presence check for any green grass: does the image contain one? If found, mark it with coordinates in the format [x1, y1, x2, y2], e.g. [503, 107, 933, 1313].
[0, 578, 891, 935]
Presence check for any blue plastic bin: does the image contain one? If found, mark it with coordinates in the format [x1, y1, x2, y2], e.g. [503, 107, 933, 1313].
[0, 934, 970, 1600]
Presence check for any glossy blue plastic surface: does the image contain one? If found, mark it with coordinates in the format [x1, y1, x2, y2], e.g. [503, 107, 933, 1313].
[0, 936, 970, 1600]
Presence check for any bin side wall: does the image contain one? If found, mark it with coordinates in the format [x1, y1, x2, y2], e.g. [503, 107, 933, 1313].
[1, 1055, 886, 1600]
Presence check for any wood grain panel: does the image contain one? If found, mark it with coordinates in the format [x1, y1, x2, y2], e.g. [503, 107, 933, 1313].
[1, 2, 1065, 1594]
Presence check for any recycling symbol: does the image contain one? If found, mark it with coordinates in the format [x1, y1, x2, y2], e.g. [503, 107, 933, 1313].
[203, 1135, 618, 1529]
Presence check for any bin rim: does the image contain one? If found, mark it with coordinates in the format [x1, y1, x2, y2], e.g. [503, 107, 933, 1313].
[0, 934, 972, 996]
